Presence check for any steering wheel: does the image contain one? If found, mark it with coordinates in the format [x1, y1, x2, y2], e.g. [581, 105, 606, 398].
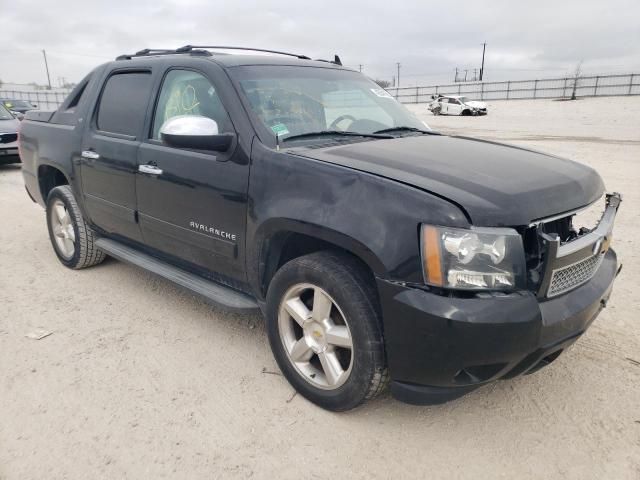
[329, 114, 357, 131]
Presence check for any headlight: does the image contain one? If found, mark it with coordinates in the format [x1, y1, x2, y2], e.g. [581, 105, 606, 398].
[421, 225, 526, 291]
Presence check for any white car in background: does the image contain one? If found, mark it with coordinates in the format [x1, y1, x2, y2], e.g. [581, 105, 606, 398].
[428, 95, 487, 116]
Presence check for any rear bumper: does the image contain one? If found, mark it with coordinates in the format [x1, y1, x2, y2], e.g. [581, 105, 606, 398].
[377, 248, 618, 405]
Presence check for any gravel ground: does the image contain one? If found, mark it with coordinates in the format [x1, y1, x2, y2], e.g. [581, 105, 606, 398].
[1, 97, 639, 479]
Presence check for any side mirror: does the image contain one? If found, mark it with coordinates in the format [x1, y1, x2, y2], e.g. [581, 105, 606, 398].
[31, 104, 38, 108]
[160, 115, 233, 152]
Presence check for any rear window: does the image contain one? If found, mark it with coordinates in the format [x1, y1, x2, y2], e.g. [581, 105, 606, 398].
[96, 71, 151, 136]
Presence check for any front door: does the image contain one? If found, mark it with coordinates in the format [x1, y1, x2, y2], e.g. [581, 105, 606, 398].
[136, 68, 249, 285]
[448, 98, 463, 115]
[80, 70, 152, 242]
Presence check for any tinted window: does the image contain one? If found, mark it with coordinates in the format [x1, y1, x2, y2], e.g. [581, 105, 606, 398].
[151, 69, 233, 139]
[97, 72, 151, 136]
[65, 73, 92, 110]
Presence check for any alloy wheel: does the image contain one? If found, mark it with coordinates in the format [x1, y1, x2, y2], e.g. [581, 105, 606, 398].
[50, 199, 76, 259]
[278, 283, 354, 390]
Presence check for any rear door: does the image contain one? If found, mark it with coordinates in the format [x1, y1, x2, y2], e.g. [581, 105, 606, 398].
[135, 65, 250, 284]
[80, 70, 152, 241]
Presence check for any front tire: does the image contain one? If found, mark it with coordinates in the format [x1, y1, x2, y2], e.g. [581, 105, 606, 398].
[46, 185, 106, 269]
[266, 251, 387, 411]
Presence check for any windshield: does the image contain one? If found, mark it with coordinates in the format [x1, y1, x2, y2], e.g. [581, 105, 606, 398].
[230, 66, 425, 141]
[0, 103, 13, 120]
[458, 97, 471, 104]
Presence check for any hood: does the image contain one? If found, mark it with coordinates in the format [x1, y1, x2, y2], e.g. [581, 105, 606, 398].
[290, 135, 604, 226]
[0, 118, 20, 133]
[465, 100, 486, 109]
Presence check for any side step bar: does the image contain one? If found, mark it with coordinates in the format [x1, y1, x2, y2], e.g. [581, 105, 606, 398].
[95, 238, 259, 313]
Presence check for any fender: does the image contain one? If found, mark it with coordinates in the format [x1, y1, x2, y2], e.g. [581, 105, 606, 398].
[250, 217, 388, 297]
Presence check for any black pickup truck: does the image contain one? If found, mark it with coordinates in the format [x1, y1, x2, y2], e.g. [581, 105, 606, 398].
[19, 46, 621, 411]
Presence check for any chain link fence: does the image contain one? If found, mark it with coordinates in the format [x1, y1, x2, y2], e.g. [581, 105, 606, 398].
[386, 73, 640, 104]
[1, 73, 639, 110]
[0, 88, 71, 110]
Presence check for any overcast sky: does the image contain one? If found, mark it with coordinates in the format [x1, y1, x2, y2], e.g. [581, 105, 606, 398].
[2, 0, 639, 88]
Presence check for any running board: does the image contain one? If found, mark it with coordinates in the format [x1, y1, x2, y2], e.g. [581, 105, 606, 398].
[95, 238, 259, 313]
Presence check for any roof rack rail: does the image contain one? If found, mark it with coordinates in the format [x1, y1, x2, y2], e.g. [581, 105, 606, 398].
[115, 48, 212, 60]
[313, 55, 342, 66]
[175, 45, 312, 60]
[116, 45, 343, 65]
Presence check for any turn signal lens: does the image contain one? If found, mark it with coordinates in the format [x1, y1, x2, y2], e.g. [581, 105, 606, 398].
[422, 225, 443, 286]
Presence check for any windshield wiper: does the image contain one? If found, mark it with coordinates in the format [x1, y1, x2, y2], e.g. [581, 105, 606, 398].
[282, 130, 393, 143]
[373, 126, 440, 135]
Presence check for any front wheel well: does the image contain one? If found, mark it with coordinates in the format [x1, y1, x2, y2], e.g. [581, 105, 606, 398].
[261, 231, 377, 298]
[38, 165, 69, 201]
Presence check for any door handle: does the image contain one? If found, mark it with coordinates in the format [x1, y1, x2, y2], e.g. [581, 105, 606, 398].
[138, 164, 163, 175]
[81, 150, 100, 160]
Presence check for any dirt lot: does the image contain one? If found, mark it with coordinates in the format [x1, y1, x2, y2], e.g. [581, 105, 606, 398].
[1, 97, 639, 479]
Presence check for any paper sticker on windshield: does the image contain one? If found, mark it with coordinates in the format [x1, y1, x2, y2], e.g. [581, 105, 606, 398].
[370, 88, 393, 99]
[271, 123, 290, 136]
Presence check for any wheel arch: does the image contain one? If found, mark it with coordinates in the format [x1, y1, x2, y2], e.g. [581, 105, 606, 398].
[38, 164, 71, 202]
[254, 218, 386, 298]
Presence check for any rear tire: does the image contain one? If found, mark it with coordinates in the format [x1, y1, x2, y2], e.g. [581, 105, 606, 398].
[46, 185, 106, 269]
[266, 251, 387, 411]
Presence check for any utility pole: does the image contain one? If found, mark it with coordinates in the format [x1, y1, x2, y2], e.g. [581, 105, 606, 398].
[473, 68, 477, 81]
[396, 62, 401, 88]
[42, 49, 52, 90]
[464, 69, 468, 82]
[454, 67, 459, 82]
[358, 64, 363, 73]
[480, 42, 486, 81]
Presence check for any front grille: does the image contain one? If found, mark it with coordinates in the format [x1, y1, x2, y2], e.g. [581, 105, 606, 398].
[547, 254, 604, 297]
[0, 133, 18, 144]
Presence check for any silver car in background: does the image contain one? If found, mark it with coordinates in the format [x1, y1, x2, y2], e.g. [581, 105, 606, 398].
[0, 103, 20, 165]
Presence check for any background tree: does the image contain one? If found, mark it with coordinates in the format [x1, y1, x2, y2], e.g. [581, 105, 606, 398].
[374, 79, 391, 89]
[570, 61, 583, 100]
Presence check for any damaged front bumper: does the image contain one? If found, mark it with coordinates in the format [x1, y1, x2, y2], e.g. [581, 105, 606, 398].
[377, 192, 622, 405]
